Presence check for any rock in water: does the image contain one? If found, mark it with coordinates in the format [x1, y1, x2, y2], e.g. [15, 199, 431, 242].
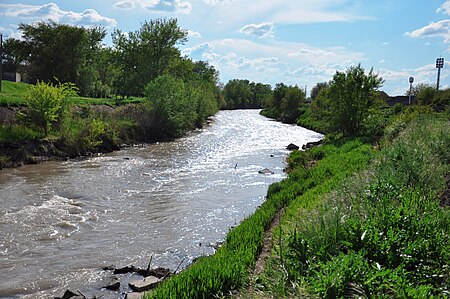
[126, 292, 144, 299]
[302, 140, 323, 150]
[104, 280, 120, 290]
[286, 143, 299, 150]
[129, 276, 160, 292]
[258, 168, 274, 175]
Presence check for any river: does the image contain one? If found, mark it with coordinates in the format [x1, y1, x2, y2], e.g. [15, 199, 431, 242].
[0, 110, 322, 298]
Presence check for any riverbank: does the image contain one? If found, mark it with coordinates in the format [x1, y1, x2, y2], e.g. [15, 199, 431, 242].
[239, 112, 450, 298]
[130, 109, 448, 298]
[0, 80, 220, 170]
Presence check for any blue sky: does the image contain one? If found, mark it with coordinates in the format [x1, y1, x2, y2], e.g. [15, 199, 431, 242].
[1, 0, 449, 95]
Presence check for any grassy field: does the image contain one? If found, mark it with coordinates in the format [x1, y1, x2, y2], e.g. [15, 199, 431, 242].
[0, 80, 32, 106]
[0, 80, 144, 107]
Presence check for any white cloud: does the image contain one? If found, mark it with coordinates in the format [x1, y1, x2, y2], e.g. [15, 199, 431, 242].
[114, 0, 192, 14]
[187, 30, 202, 38]
[203, 0, 372, 28]
[203, 0, 233, 6]
[377, 62, 450, 95]
[183, 37, 366, 89]
[114, 1, 135, 10]
[0, 3, 117, 28]
[182, 42, 213, 57]
[437, 0, 450, 15]
[239, 22, 274, 39]
[405, 19, 450, 42]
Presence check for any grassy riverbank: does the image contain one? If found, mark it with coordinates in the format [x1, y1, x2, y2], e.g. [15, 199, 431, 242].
[0, 80, 219, 169]
[141, 108, 449, 298]
[250, 113, 449, 298]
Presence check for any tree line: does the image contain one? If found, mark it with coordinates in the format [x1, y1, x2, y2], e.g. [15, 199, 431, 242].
[3, 19, 448, 143]
[2, 19, 228, 142]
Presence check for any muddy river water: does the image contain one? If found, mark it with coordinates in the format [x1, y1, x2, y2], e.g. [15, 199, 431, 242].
[0, 110, 322, 298]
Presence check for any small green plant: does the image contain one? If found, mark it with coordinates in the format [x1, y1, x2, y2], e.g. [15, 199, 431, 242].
[21, 81, 77, 136]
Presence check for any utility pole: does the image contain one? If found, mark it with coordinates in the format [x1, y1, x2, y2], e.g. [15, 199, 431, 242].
[409, 76, 414, 105]
[436, 57, 444, 93]
[0, 33, 3, 93]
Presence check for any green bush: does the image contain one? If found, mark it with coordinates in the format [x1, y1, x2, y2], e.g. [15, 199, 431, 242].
[21, 81, 76, 136]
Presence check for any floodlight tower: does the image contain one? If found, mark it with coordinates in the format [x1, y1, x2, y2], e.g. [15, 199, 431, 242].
[436, 57, 444, 92]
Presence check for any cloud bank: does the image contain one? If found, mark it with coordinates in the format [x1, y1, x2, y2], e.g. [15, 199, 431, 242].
[0, 3, 117, 27]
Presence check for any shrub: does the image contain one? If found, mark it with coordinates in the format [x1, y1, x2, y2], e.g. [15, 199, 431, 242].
[21, 81, 77, 136]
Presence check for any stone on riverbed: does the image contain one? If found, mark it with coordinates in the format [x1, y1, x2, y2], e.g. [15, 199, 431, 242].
[126, 292, 145, 299]
[55, 289, 85, 299]
[286, 143, 300, 150]
[129, 276, 160, 292]
[103, 279, 120, 290]
[258, 168, 274, 175]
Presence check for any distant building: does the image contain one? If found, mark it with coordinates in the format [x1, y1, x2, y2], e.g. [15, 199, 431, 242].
[2, 72, 21, 83]
[386, 95, 414, 107]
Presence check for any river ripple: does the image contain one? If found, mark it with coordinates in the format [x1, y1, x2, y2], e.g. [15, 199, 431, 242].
[0, 110, 322, 298]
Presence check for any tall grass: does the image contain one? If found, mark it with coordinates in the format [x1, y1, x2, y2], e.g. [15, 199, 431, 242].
[263, 113, 450, 298]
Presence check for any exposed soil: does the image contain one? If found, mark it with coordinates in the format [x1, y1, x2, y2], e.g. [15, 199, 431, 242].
[238, 207, 285, 298]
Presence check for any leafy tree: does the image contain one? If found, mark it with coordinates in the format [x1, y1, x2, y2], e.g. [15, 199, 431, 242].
[7, 22, 106, 95]
[261, 83, 304, 123]
[2, 38, 28, 75]
[316, 64, 384, 136]
[408, 83, 436, 105]
[223, 79, 270, 109]
[112, 18, 188, 97]
[310, 82, 329, 101]
[223, 79, 251, 109]
[272, 82, 288, 110]
[22, 81, 77, 136]
[76, 27, 110, 97]
[145, 75, 196, 138]
[280, 86, 306, 123]
[17, 22, 104, 85]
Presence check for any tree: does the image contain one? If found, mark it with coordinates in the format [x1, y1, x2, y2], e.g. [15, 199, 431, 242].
[7, 22, 106, 95]
[2, 38, 28, 75]
[261, 83, 304, 123]
[16, 22, 104, 85]
[272, 82, 288, 110]
[317, 64, 384, 136]
[76, 27, 109, 97]
[145, 75, 196, 138]
[310, 82, 329, 101]
[112, 18, 188, 97]
[280, 86, 306, 123]
[22, 81, 76, 136]
[408, 83, 436, 105]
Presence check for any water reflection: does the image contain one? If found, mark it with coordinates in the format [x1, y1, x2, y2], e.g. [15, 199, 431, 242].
[0, 110, 322, 298]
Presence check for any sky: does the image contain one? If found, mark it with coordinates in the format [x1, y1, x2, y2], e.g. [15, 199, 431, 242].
[1, 0, 450, 95]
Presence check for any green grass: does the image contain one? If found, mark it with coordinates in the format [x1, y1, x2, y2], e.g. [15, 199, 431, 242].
[0, 81, 144, 107]
[0, 80, 32, 106]
[259, 113, 450, 298]
[0, 125, 43, 141]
